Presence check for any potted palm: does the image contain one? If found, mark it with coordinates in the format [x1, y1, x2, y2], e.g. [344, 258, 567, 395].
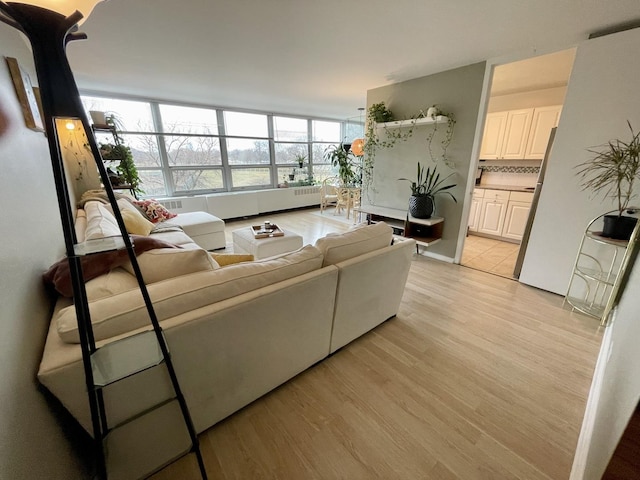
[399, 162, 457, 218]
[576, 121, 640, 240]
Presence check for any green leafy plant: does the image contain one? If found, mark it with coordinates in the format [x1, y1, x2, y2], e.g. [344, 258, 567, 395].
[399, 162, 457, 201]
[100, 114, 144, 196]
[324, 144, 360, 186]
[576, 121, 640, 216]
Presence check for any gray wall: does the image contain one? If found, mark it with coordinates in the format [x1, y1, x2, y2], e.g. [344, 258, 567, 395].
[366, 62, 486, 260]
[519, 27, 640, 294]
[0, 24, 88, 479]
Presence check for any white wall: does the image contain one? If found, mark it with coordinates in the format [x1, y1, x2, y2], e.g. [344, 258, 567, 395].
[520, 27, 640, 294]
[570, 242, 640, 479]
[487, 85, 568, 112]
[0, 24, 88, 479]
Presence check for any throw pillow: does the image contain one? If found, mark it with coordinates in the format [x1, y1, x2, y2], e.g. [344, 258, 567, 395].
[84, 201, 121, 240]
[132, 199, 178, 223]
[43, 235, 180, 297]
[121, 209, 154, 236]
[210, 253, 254, 267]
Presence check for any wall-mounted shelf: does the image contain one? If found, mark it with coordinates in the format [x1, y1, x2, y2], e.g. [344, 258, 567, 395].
[376, 115, 449, 130]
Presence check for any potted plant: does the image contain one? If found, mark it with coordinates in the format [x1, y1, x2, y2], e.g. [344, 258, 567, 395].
[99, 114, 144, 196]
[294, 153, 307, 168]
[324, 143, 360, 186]
[399, 162, 457, 218]
[576, 121, 640, 240]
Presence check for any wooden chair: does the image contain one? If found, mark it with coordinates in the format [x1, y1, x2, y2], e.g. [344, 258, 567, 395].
[320, 177, 339, 213]
[334, 187, 350, 216]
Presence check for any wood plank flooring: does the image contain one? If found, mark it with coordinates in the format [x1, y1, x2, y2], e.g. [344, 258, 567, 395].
[151, 208, 603, 480]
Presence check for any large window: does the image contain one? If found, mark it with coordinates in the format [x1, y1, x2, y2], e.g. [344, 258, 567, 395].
[81, 95, 345, 197]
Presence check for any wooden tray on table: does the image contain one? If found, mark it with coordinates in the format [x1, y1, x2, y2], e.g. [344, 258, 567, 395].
[251, 224, 285, 239]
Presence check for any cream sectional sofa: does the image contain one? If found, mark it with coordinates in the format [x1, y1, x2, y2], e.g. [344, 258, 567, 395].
[38, 201, 415, 476]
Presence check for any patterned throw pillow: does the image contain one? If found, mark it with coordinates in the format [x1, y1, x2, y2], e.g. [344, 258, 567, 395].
[132, 199, 178, 223]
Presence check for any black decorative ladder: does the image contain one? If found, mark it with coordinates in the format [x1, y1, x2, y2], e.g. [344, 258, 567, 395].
[0, 3, 207, 479]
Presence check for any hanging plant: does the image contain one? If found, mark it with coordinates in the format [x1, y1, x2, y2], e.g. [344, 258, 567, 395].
[422, 105, 456, 166]
[363, 102, 418, 190]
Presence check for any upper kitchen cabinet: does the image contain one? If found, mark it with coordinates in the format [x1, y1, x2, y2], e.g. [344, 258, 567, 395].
[524, 105, 562, 159]
[479, 111, 508, 159]
[479, 106, 561, 160]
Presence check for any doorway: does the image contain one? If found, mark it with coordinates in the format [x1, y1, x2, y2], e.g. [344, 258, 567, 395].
[461, 49, 576, 278]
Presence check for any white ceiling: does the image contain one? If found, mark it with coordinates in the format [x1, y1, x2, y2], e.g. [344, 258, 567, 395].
[67, 0, 640, 119]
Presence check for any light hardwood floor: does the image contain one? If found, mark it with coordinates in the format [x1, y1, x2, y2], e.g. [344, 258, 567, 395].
[151, 208, 603, 480]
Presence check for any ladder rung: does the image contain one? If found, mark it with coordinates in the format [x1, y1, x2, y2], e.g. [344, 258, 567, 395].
[104, 400, 193, 480]
[74, 236, 130, 256]
[105, 397, 178, 434]
[91, 330, 166, 387]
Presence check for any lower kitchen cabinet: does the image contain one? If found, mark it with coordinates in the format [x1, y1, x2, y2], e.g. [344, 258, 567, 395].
[468, 189, 484, 232]
[477, 190, 510, 236]
[473, 189, 533, 241]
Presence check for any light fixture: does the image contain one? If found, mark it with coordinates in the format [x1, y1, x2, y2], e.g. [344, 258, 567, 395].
[350, 138, 364, 156]
[11, 0, 105, 21]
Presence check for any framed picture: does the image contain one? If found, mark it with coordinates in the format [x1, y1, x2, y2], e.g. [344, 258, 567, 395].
[4, 56, 44, 131]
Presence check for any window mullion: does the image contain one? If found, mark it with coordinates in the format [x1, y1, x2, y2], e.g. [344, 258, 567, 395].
[217, 110, 231, 191]
[151, 102, 175, 196]
[267, 114, 275, 188]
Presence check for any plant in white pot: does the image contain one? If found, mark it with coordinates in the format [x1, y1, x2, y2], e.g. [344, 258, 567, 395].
[399, 162, 457, 219]
[576, 121, 640, 240]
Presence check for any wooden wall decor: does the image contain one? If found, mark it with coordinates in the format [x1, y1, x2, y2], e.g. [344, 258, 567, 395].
[4, 56, 44, 131]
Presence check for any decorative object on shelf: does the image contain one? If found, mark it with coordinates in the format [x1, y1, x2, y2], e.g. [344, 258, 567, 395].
[89, 109, 106, 125]
[323, 143, 361, 187]
[399, 162, 457, 218]
[368, 102, 393, 123]
[4, 56, 44, 131]
[576, 121, 640, 240]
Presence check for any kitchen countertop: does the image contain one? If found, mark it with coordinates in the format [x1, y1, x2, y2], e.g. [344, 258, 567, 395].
[475, 184, 536, 193]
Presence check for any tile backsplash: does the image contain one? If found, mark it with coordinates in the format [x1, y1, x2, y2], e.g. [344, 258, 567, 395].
[478, 160, 541, 187]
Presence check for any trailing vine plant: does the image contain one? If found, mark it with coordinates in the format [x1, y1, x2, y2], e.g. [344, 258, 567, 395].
[422, 105, 456, 167]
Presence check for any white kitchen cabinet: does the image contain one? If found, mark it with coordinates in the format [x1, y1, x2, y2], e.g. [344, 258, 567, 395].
[524, 105, 562, 159]
[479, 112, 508, 159]
[468, 189, 484, 232]
[502, 191, 534, 241]
[501, 109, 534, 159]
[479, 109, 533, 160]
[477, 189, 510, 236]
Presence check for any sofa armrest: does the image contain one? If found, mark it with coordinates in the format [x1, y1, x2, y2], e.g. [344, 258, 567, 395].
[330, 239, 415, 353]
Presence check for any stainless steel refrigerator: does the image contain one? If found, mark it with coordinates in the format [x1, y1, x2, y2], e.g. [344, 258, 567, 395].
[513, 127, 557, 278]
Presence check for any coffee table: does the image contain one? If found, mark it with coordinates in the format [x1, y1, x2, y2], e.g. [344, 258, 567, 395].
[232, 226, 303, 259]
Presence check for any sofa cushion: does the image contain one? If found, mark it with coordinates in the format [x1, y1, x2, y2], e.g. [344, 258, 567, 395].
[314, 221, 393, 267]
[85, 268, 139, 301]
[84, 201, 120, 240]
[122, 247, 219, 284]
[55, 245, 323, 343]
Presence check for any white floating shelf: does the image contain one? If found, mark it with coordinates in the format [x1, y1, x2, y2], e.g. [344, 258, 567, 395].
[376, 115, 449, 129]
